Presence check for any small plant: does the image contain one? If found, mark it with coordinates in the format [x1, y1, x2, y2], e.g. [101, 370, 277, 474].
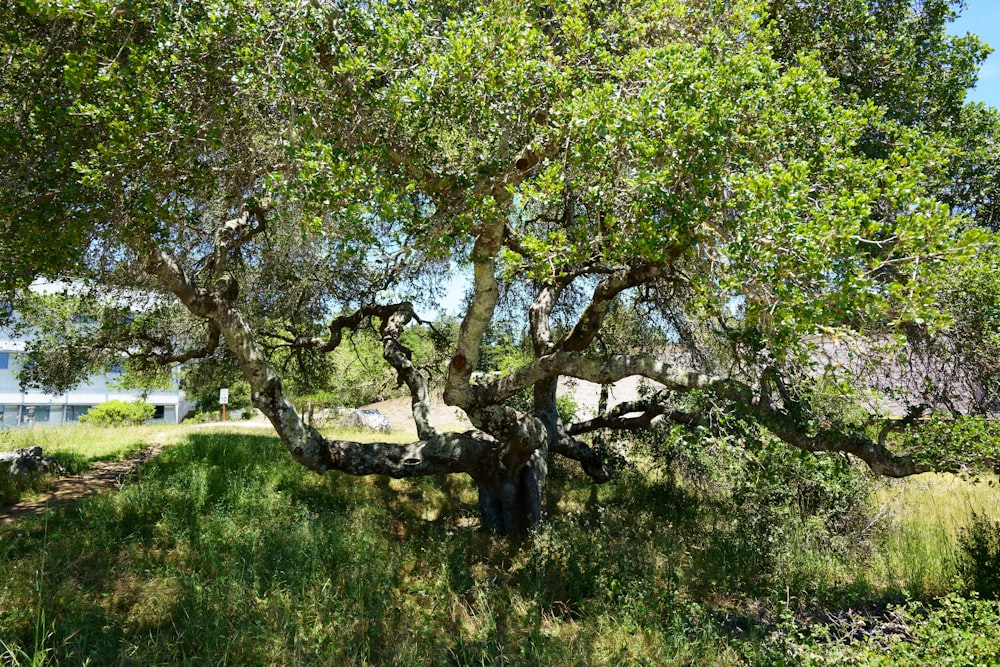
[956, 511, 1000, 600]
[79, 400, 156, 427]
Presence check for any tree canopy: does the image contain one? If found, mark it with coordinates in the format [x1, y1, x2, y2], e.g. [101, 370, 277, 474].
[1, 0, 998, 531]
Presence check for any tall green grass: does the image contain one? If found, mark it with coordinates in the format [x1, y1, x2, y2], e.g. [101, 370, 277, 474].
[1, 423, 175, 469]
[0, 428, 997, 665]
[1, 424, 180, 506]
[869, 473, 1000, 597]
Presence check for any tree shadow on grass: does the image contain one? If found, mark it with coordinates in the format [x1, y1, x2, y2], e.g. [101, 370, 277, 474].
[0, 431, 436, 664]
[2, 431, 950, 665]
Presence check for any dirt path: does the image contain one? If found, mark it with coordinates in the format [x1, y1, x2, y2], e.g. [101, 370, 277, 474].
[0, 438, 167, 526]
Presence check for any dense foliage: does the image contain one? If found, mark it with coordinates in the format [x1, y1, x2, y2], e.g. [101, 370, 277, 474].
[79, 400, 157, 427]
[1, 0, 998, 531]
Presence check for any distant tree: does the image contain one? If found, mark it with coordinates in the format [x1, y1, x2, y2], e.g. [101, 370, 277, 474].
[1, 0, 996, 532]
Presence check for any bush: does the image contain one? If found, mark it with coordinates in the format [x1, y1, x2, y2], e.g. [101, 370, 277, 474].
[79, 400, 156, 427]
[957, 511, 1000, 600]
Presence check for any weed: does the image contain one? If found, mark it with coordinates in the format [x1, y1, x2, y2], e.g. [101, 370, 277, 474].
[956, 512, 1000, 599]
[0, 426, 997, 665]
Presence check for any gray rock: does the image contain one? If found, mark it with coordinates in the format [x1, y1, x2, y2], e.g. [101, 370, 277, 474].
[0, 446, 64, 476]
[342, 408, 392, 433]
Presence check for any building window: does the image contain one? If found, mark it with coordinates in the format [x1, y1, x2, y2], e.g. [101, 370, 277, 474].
[0, 352, 7, 370]
[1, 405, 18, 427]
[108, 361, 124, 374]
[153, 405, 165, 420]
[67, 405, 91, 421]
[26, 406, 49, 423]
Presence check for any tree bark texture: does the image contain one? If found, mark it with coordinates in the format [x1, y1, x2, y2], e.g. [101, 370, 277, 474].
[143, 211, 928, 534]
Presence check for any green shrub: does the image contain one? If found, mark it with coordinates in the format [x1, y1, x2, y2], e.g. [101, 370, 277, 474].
[79, 400, 156, 427]
[957, 511, 1000, 600]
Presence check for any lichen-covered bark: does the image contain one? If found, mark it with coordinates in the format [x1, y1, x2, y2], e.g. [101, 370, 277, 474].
[147, 245, 503, 479]
[145, 206, 929, 534]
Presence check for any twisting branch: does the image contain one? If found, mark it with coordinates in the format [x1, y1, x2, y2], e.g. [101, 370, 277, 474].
[877, 403, 929, 448]
[133, 321, 222, 364]
[481, 348, 928, 477]
[444, 132, 565, 410]
[487, 351, 751, 405]
[502, 222, 534, 260]
[377, 303, 437, 441]
[147, 241, 510, 480]
[560, 263, 673, 353]
[567, 391, 700, 435]
[550, 434, 612, 483]
[528, 283, 562, 356]
[210, 205, 268, 298]
[760, 410, 930, 477]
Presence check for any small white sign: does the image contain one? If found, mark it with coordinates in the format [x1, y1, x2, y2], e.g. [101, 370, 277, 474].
[219, 388, 230, 405]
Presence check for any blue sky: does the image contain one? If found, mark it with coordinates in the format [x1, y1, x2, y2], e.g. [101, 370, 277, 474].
[950, 1, 1000, 108]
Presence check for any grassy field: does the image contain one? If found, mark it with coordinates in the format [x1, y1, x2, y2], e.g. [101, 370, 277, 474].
[1, 423, 173, 462]
[0, 424, 184, 506]
[0, 425, 998, 665]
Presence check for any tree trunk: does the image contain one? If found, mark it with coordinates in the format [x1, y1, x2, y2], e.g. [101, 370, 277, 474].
[476, 446, 548, 534]
[474, 377, 558, 534]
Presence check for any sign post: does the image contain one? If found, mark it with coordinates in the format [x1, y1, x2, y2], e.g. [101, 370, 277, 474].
[219, 388, 229, 422]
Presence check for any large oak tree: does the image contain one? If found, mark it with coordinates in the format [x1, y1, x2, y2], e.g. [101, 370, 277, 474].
[1, 0, 997, 531]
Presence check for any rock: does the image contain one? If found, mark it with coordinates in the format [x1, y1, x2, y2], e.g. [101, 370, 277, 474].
[0, 446, 64, 476]
[342, 408, 392, 433]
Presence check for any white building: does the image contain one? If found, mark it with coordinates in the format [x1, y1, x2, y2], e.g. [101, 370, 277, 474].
[0, 286, 194, 428]
[0, 351, 191, 427]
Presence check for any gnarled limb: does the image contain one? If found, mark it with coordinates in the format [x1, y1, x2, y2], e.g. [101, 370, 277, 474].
[326, 431, 501, 478]
[488, 350, 926, 478]
[762, 413, 930, 477]
[486, 351, 750, 405]
[567, 391, 699, 435]
[877, 403, 929, 447]
[443, 217, 503, 412]
[561, 264, 671, 352]
[528, 283, 562, 357]
[550, 433, 613, 483]
[131, 321, 222, 365]
[378, 303, 437, 441]
[148, 242, 513, 479]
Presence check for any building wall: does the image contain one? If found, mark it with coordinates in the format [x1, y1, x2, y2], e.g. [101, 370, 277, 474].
[0, 345, 192, 428]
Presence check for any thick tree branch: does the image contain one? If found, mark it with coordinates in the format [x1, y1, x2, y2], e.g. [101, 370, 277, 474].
[762, 412, 930, 477]
[550, 434, 612, 483]
[488, 351, 749, 405]
[528, 283, 562, 356]
[877, 403, 929, 447]
[148, 242, 514, 479]
[210, 206, 267, 299]
[326, 431, 502, 479]
[134, 321, 222, 364]
[483, 349, 927, 477]
[561, 264, 670, 352]
[378, 303, 437, 441]
[567, 392, 699, 435]
[443, 215, 504, 412]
